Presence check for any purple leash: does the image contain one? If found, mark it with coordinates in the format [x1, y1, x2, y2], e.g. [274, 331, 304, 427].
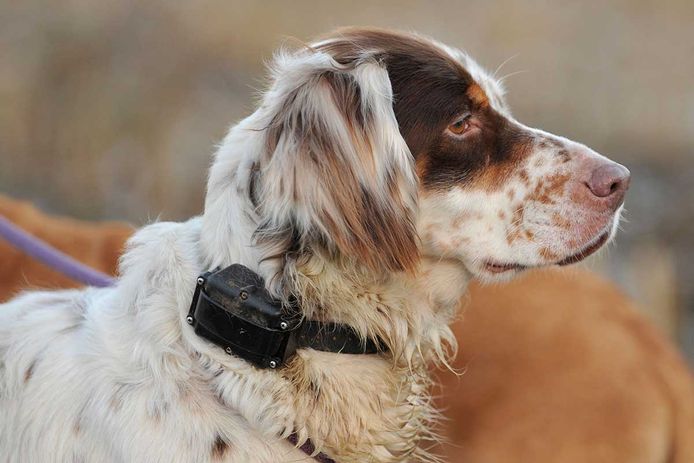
[0, 214, 115, 287]
[0, 213, 336, 462]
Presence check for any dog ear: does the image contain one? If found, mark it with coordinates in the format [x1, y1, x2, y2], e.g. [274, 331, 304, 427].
[256, 51, 419, 274]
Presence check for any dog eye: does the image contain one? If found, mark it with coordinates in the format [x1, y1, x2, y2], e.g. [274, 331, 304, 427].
[447, 116, 473, 136]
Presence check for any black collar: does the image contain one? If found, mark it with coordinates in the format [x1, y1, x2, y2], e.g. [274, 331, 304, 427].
[186, 264, 385, 369]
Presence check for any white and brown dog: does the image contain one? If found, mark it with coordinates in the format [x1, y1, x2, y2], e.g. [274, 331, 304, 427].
[0, 28, 629, 462]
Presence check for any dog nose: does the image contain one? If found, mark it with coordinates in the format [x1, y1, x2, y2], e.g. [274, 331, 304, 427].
[586, 162, 630, 204]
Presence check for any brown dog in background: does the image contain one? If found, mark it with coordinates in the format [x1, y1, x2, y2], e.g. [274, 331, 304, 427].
[0, 195, 132, 299]
[1, 194, 692, 462]
[440, 271, 694, 463]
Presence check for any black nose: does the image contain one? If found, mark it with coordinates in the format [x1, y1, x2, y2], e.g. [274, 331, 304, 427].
[586, 163, 631, 204]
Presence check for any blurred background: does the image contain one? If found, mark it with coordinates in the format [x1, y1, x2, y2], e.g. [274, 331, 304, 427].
[1, 0, 692, 361]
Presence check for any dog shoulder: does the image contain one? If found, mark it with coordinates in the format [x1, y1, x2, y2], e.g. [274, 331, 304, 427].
[118, 218, 203, 290]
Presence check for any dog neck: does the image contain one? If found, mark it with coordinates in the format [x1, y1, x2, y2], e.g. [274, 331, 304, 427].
[197, 118, 472, 461]
[191, 252, 469, 462]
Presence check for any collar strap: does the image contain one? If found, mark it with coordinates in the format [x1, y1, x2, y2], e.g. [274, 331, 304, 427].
[186, 264, 385, 369]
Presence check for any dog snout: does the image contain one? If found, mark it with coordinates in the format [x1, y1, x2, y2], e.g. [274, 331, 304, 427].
[562, 141, 631, 212]
[584, 161, 630, 208]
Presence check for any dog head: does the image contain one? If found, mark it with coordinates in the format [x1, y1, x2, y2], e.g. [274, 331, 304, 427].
[204, 28, 629, 283]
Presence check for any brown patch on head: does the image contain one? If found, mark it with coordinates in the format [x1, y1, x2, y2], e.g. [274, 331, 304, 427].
[467, 83, 489, 108]
[317, 27, 535, 193]
[498, 210, 506, 220]
[320, 29, 544, 194]
[211, 435, 230, 460]
[316, 27, 471, 152]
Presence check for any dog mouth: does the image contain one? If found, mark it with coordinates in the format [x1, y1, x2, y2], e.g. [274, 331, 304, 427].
[483, 261, 527, 274]
[483, 226, 612, 274]
[556, 228, 611, 266]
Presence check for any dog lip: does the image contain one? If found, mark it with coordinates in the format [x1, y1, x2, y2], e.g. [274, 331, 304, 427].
[557, 228, 611, 266]
[483, 261, 526, 274]
[483, 223, 612, 273]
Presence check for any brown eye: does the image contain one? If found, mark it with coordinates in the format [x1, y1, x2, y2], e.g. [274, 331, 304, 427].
[448, 116, 472, 136]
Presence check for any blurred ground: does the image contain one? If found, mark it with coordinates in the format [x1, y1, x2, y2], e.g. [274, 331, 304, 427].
[1, 0, 692, 361]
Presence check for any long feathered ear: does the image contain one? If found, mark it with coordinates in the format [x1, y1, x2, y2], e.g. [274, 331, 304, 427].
[256, 50, 419, 274]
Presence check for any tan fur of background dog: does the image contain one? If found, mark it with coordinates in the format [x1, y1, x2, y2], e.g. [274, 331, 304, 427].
[0, 195, 132, 299]
[439, 271, 694, 463]
[1, 194, 692, 462]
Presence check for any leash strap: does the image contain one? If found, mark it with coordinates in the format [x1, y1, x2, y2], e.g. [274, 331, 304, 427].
[0, 214, 115, 287]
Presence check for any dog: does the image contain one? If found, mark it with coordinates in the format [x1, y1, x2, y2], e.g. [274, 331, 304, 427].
[0, 28, 631, 462]
[440, 270, 694, 463]
[2, 197, 692, 463]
